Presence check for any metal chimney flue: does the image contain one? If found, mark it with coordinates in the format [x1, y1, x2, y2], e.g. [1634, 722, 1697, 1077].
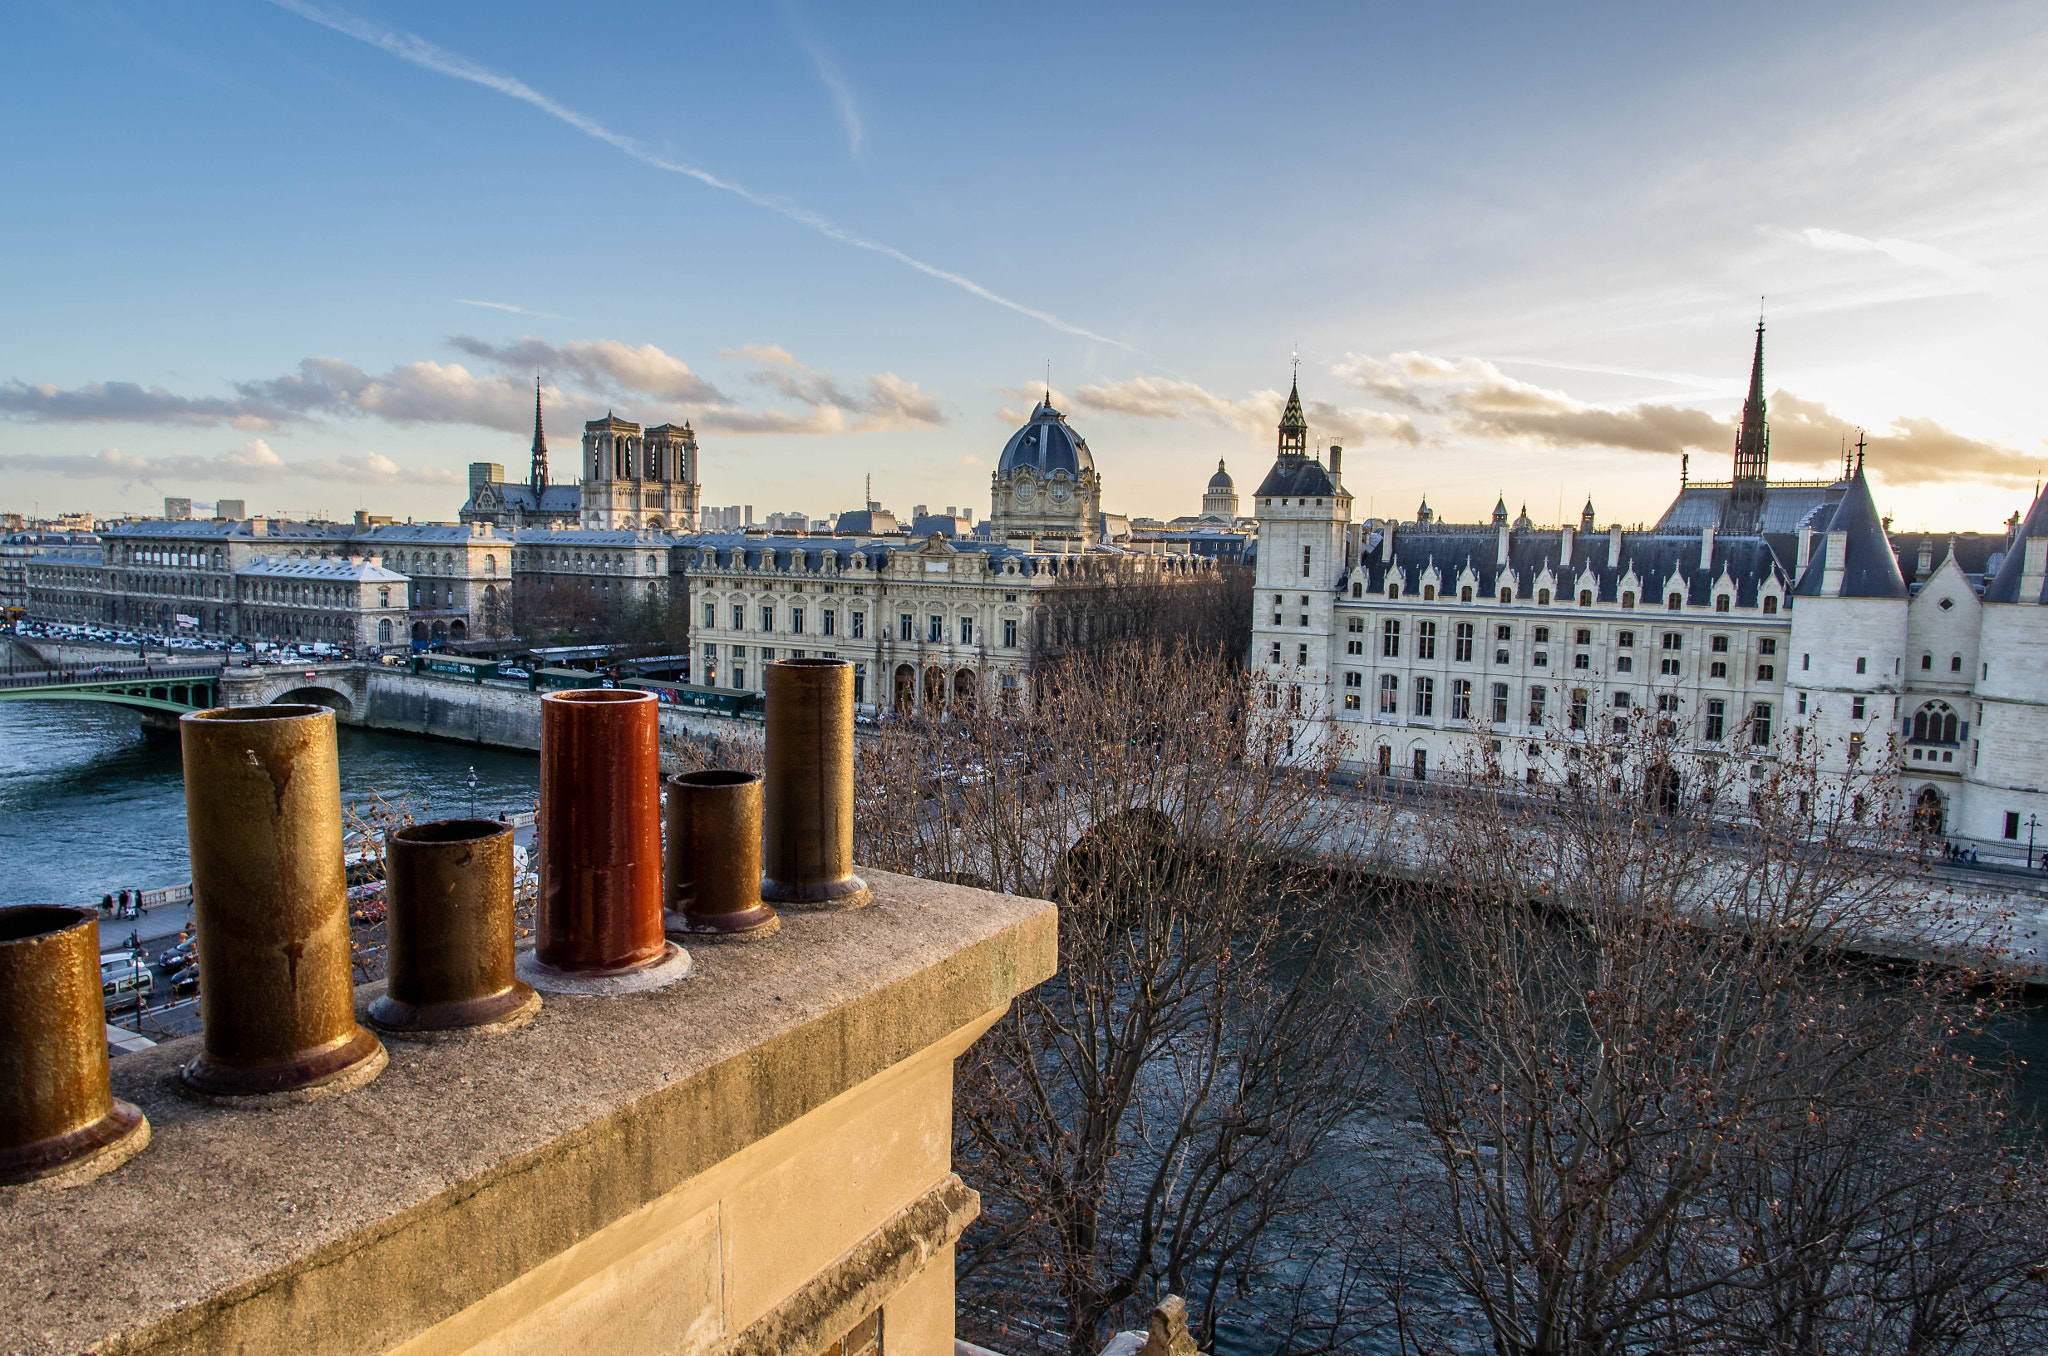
[664, 770, 779, 940]
[178, 705, 386, 1102]
[761, 658, 870, 910]
[370, 819, 539, 1037]
[0, 906, 150, 1187]
[520, 689, 690, 995]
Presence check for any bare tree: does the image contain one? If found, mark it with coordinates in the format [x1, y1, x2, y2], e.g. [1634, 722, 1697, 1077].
[854, 640, 1392, 1356]
[1357, 717, 2048, 1355]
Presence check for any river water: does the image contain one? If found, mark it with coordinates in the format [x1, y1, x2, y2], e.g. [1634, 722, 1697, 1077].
[0, 700, 540, 907]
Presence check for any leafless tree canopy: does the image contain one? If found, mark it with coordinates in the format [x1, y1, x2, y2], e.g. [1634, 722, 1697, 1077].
[826, 638, 2048, 1356]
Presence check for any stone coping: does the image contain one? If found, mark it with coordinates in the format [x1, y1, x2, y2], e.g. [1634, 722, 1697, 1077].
[0, 870, 1057, 1356]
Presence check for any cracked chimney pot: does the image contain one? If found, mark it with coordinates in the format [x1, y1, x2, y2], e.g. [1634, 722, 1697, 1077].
[761, 658, 870, 910]
[178, 705, 386, 1102]
[0, 906, 150, 1187]
[370, 819, 538, 1036]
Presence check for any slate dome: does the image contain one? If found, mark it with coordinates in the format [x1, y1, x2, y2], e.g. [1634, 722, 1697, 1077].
[1208, 459, 1233, 490]
[998, 401, 1094, 478]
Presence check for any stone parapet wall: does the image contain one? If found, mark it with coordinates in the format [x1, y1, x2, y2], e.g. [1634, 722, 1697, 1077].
[0, 871, 1056, 1356]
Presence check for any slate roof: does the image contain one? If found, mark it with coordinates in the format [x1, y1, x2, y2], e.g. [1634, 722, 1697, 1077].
[998, 401, 1094, 477]
[102, 519, 350, 541]
[1253, 455, 1337, 499]
[1985, 487, 2048, 604]
[1208, 459, 1234, 489]
[477, 484, 581, 513]
[1792, 469, 1908, 599]
[1655, 480, 1846, 536]
[237, 556, 407, 583]
[1352, 526, 1789, 609]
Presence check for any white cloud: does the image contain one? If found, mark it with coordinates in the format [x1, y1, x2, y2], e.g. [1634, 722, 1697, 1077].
[0, 439, 458, 487]
[785, 10, 864, 158]
[1769, 226, 1991, 286]
[1070, 374, 1422, 447]
[5, 337, 945, 441]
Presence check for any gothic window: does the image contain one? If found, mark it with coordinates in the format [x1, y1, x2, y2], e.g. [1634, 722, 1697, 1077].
[1382, 619, 1401, 658]
[1378, 673, 1399, 714]
[1417, 621, 1437, 660]
[1910, 701, 1959, 745]
[1454, 623, 1474, 663]
[1413, 676, 1435, 717]
[1451, 679, 1472, 720]
[1751, 703, 1773, 746]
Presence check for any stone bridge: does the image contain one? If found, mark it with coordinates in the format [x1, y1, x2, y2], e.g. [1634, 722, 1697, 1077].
[218, 661, 375, 718]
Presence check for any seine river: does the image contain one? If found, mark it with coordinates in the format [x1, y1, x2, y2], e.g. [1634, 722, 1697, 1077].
[0, 700, 540, 908]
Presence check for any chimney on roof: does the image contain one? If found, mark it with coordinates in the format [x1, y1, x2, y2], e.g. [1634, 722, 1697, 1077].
[1608, 524, 1622, 569]
[1328, 444, 1342, 483]
[1701, 524, 1714, 569]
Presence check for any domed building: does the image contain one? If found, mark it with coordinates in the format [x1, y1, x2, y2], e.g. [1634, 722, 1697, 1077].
[1201, 459, 1238, 520]
[989, 398, 1104, 546]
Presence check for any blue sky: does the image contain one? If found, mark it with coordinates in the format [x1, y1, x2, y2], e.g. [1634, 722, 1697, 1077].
[3, 0, 2045, 532]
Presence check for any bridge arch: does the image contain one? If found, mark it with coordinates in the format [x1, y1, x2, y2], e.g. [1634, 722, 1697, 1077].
[273, 686, 354, 715]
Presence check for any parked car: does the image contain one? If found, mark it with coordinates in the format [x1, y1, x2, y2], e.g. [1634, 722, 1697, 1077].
[100, 952, 152, 1013]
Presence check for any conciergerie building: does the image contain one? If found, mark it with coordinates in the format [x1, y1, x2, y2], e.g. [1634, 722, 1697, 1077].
[1253, 325, 2048, 861]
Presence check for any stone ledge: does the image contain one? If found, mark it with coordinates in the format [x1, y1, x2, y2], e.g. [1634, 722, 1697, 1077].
[0, 870, 1056, 1356]
[725, 1173, 978, 1356]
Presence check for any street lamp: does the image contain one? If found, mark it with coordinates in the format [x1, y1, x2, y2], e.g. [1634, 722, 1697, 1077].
[2027, 813, 2042, 871]
[466, 766, 478, 819]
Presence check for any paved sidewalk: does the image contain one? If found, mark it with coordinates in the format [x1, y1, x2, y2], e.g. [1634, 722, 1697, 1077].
[91, 903, 196, 951]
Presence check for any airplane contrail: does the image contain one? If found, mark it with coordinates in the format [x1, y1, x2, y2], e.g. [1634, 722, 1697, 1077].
[270, 0, 1128, 348]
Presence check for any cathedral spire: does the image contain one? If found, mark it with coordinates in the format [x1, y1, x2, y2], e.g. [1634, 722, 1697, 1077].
[1720, 317, 1770, 533]
[529, 378, 549, 496]
[1732, 318, 1768, 484]
[1277, 373, 1308, 458]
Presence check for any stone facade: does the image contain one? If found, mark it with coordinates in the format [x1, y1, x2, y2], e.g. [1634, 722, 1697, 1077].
[511, 527, 678, 620]
[685, 400, 1212, 710]
[1257, 344, 2048, 860]
[32, 518, 515, 649]
[580, 414, 701, 530]
[235, 554, 411, 650]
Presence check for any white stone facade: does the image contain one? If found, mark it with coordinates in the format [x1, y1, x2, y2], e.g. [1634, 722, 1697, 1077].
[1256, 450, 2048, 860]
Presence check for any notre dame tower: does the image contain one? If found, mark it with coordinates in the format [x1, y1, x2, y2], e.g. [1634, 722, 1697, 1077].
[580, 414, 701, 530]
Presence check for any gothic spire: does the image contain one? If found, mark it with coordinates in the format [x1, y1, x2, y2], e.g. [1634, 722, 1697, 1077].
[1277, 374, 1308, 458]
[528, 379, 550, 497]
[1732, 319, 1768, 484]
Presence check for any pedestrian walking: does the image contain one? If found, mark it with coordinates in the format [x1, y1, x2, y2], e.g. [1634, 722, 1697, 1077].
[101, 892, 114, 915]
